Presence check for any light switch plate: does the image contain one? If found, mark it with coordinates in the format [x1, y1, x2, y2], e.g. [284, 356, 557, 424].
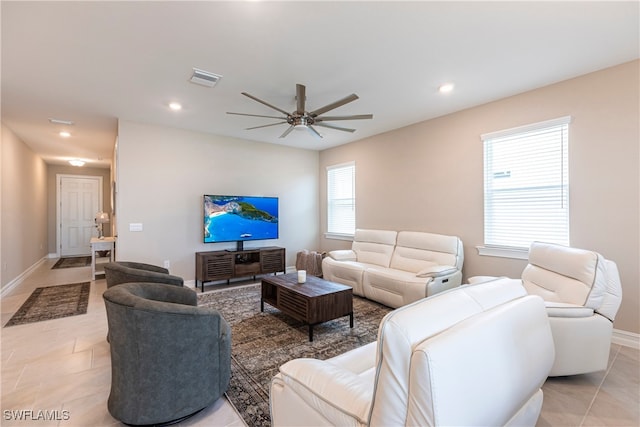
[129, 223, 143, 232]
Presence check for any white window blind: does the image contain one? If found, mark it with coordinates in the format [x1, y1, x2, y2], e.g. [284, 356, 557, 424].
[327, 162, 355, 237]
[482, 117, 570, 250]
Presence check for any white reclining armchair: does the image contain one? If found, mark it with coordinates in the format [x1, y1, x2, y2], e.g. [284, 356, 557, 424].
[523, 242, 622, 376]
[471, 241, 623, 376]
[271, 279, 554, 426]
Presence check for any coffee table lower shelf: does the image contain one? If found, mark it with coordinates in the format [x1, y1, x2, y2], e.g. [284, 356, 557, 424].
[261, 274, 354, 342]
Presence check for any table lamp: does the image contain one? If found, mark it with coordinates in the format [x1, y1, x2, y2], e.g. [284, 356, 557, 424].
[95, 211, 110, 239]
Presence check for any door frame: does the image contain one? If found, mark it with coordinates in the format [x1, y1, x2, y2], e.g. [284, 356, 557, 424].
[56, 174, 103, 257]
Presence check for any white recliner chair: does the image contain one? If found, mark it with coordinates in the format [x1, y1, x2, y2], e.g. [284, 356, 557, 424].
[270, 279, 555, 426]
[524, 242, 622, 376]
[471, 241, 623, 376]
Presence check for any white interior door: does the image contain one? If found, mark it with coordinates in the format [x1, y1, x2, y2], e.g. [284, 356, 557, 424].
[58, 175, 102, 256]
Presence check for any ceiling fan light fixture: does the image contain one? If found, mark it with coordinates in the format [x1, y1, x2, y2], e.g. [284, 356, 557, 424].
[190, 68, 222, 88]
[228, 83, 372, 139]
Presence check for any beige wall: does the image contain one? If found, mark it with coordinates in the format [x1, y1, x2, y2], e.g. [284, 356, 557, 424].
[116, 121, 319, 280]
[1, 124, 48, 289]
[319, 60, 639, 334]
[46, 165, 112, 255]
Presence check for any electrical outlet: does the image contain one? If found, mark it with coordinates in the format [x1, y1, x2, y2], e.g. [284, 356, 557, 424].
[163, 260, 170, 269]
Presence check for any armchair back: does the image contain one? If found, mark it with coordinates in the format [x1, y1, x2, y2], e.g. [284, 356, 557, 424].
[104, 261, 184, 288]
[522, 241, 622, 321]
[369, 280, 553, 426]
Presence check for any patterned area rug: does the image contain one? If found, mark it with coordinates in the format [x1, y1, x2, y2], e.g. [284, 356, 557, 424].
[5, 282, 91, 327]
[52, 256, 92, 269]
[198, 283, 391, 427]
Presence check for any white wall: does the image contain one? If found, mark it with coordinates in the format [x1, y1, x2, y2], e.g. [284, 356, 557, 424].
[1, 124, 48, 289]
[116, 121, 319, 281]
[319, 60, 639, 334]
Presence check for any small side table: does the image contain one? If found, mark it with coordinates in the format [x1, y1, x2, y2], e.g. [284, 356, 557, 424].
[90, 237, 116, 280]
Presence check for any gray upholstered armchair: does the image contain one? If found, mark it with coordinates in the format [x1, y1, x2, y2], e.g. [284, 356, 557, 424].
[104, 261, 183, 288]
[103, 282, 231, 425]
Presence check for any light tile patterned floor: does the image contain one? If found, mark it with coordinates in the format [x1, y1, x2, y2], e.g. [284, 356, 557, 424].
[1, 259, 638, 426]
[0, 259, 244, 427]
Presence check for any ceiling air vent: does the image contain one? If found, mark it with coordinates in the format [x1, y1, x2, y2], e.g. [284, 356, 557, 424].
[190, 68, 222, 88]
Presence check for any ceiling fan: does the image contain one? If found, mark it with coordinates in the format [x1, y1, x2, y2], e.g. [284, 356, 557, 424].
[227, 83, 373, 139]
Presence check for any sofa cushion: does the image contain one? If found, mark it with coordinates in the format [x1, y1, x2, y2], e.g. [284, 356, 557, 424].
[363, 267, 430, 308]
[390, 231, 462, 273]
[352, 229, 397, 268]
[322, 258, 383, 296]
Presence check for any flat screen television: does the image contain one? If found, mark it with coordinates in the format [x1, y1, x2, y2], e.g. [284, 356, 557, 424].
[203, 195, 279, 250]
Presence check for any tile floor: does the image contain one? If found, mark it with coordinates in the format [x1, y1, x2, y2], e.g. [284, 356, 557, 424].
[1, 259, 638, 426]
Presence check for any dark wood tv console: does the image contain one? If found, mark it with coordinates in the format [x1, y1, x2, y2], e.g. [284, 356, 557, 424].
[195, 246, 285, 292]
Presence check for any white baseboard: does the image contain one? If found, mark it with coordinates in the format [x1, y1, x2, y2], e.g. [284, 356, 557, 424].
[612, 328, 639, 349]
[0, 257, 47, 297]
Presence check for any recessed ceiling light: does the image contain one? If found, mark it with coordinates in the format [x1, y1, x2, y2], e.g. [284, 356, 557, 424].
[59, 131, 71, 138]
[69, 159, 85, 167]
[169, 102, 182, 111]
[439, 83, 455, 93]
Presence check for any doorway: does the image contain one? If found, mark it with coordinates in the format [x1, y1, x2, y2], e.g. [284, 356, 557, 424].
[56, 174, 103, 256]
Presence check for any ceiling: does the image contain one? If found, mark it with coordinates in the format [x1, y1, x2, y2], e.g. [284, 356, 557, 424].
[2, 1, 638, 168]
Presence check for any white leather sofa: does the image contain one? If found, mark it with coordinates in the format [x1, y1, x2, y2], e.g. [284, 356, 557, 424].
[270, 279, 554, 426]
[470, 241, 623, 376]
[322, 229, 464, 308]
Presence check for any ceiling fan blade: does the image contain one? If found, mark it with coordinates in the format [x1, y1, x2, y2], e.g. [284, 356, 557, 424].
[307, 125, 323, 139]
[246, 121, 288, 130]
[242, 92, 291, 116]
[316, 114, 373, 121]
[315, 122, 356, 133]
[227, 112, 286, 120]
[296, 84, 306, 115]
[279, 125, 295, 138]
[309, 93, 359, 117]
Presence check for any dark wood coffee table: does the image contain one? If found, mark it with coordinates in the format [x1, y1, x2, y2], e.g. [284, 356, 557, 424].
[261, 273, 353, 341]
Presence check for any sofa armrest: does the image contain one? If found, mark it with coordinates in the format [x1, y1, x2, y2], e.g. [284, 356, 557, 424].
[416, 265, 458, 278]
[328, 249, 357, 262]
[275, 358, 372, 425]
[545, 301, 595, 318]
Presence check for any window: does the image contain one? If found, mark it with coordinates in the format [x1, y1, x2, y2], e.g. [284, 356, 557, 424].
[326, 162, 355, 238]
[481, 117, 570, 257]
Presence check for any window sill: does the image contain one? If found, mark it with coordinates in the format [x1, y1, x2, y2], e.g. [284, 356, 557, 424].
[324, 232, 354, 241]
[476, 245, 529, 260]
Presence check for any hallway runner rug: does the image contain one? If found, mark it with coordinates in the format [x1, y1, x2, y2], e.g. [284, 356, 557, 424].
[4, 282, 91, 327]
[52, 256, 92, 269]
[198, 283, 391, 427]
